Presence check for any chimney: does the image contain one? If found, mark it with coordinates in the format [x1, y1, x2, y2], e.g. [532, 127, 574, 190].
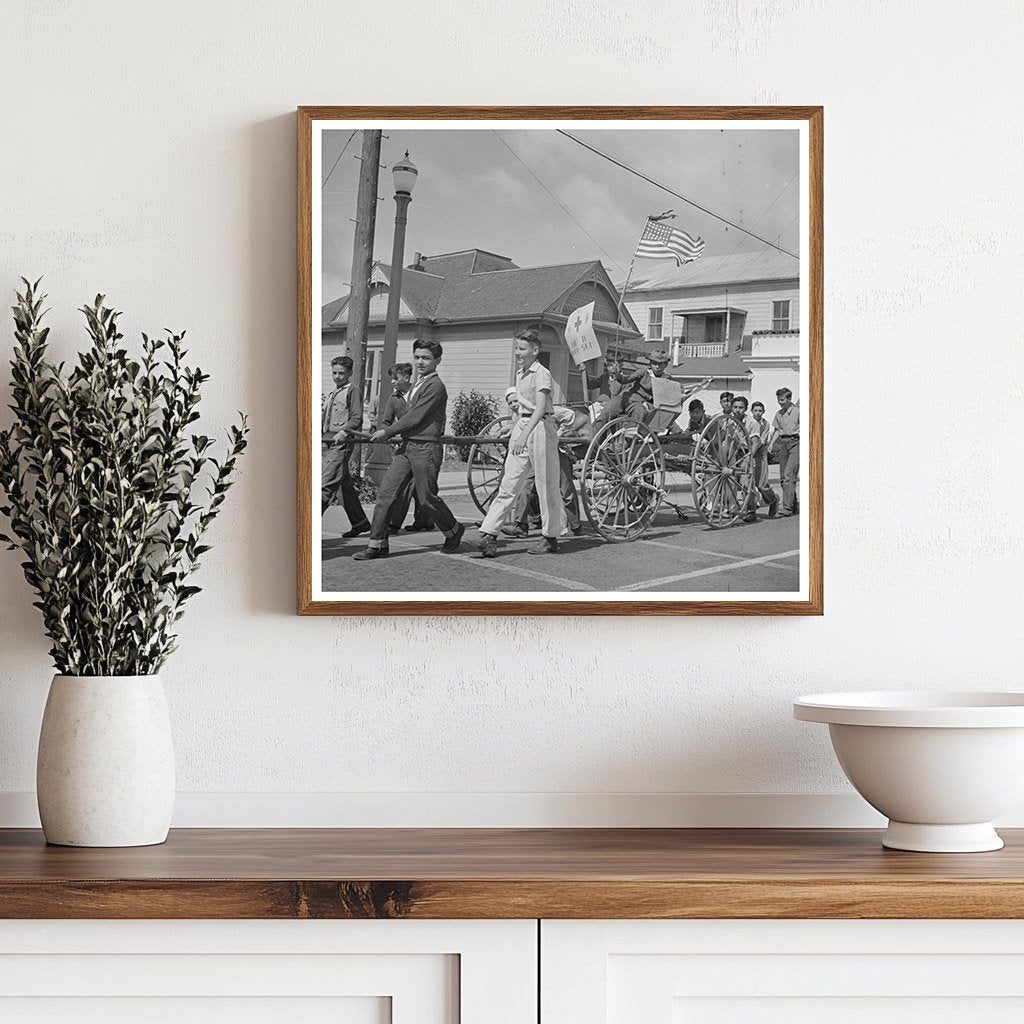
[410, 251, 424, 271]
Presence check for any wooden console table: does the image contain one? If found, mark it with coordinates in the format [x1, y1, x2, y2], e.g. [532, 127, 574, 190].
[4, 828, 1024, 1021]
[2, 826, 1023, 919]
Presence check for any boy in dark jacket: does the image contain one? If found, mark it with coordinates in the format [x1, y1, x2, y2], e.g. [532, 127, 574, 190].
[353, 340, 464, 560]
[381, 363, 435, 534]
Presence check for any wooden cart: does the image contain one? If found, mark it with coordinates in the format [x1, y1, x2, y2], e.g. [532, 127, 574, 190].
[465, 375, 758, 538]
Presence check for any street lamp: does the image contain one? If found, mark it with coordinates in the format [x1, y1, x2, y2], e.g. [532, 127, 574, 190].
[379, 151, 418, 397]
[392, 150, 418, 195]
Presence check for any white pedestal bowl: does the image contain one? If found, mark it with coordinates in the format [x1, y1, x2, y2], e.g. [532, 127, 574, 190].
[793, 691, 1024, 852]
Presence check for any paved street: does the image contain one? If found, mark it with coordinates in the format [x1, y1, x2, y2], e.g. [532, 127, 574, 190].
[322, 466, 800, 595]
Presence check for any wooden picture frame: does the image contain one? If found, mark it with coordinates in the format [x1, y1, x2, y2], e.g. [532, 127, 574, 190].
[298, 106, 822, 616]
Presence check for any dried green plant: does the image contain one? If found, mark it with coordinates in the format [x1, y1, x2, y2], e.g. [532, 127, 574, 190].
[0, 279, 248, 676]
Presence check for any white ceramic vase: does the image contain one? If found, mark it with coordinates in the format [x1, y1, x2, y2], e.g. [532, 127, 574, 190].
[36, 675, 175, 847]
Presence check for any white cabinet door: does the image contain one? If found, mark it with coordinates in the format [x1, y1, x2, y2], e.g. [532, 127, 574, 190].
[543, 919, 1024, 1024]
[0, 919, 536, 1024]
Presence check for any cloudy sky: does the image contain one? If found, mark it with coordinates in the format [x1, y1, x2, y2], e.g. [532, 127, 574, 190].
[320, 127, 800, 301]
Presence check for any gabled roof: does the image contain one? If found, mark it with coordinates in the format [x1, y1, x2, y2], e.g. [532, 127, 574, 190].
[323, 265, 443, 328]
[321, 295, 347, 328]
[420, 249, 519, 276]
[381, 265, 444, 319]
[435, 261, 604, 321]
[322, 248, 639, 335]
[627, 249, 799, 292]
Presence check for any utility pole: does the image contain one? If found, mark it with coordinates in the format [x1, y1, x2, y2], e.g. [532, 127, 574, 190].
[347, 129, 382, 404]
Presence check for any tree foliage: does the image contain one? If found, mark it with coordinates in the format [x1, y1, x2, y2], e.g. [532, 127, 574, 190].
[449, 389, 500, 461]
[0, 279, 249, 676]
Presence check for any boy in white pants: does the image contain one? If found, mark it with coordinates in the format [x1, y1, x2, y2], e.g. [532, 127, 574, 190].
[473, 329, 566, 557]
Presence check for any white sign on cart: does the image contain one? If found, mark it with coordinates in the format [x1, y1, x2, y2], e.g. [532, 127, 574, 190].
[563, 301, 602, 366]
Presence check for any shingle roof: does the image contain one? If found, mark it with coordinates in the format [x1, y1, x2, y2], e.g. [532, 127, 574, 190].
[323, 266, 443, 328]
[420, 250, 519, 276]
[417, 252, 478, 279]
[434, 261, 603, 321]
[627, 249, 799, 292]
[321, 295, 347, 327]
[322, 249, 640, 333]
[468, 251, 520, 273]
[383, 267, 443, 319]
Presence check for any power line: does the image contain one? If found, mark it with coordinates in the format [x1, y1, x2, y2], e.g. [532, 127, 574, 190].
[556, 129, 799, 260]
[322, 130, 357, 189]
[775, 211, 800, 244]
[734, 211, 799, 265]
[492, 131, 625, 273]
[725, 171, 798, 258]
[723, 172, 801, 285]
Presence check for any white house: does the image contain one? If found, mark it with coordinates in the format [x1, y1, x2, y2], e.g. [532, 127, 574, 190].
[623, 249, 800, 415]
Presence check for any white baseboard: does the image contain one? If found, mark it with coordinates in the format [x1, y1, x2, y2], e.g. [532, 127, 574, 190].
[4, 791, 1021, 829]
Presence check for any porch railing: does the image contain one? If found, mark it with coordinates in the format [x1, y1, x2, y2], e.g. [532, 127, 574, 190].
[673, 342, 726, 359]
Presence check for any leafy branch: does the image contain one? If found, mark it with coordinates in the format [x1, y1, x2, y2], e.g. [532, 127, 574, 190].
[0, 279, 248, 675]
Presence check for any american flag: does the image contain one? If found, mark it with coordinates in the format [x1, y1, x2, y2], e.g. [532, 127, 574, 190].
[634, 218, 705, 266]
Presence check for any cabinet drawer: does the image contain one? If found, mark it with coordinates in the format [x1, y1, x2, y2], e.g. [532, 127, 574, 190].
[0, 920, 536, 1024]
[543, 920, 1024, 1023]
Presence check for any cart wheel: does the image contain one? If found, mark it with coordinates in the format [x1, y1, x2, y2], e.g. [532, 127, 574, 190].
[691, 414, 754, 528]
[580, 417, 664, 541]
[466, 415, 511, 516]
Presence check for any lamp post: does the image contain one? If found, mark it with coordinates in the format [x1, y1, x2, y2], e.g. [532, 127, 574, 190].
[378, 151, 418, 402]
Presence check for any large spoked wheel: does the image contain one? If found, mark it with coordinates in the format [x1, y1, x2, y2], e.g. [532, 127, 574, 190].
[691, 415, 754, 528]
[580, 417, 664, 542]
[466, 415, 511, 515]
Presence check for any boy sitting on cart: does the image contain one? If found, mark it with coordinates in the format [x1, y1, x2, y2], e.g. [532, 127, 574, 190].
[596, 349, 672, 425]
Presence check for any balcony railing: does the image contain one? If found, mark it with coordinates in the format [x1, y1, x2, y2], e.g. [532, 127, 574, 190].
[674, 342, 726, 359]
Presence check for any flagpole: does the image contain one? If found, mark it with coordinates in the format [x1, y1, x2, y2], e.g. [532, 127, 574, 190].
[613, 213, 673, 360]
[612, 251, 639, 360]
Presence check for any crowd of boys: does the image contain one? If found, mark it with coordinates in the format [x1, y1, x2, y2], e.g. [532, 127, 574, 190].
[320, 341, 465, 560]
[601, 349, 801, 520]
[321, 342, 800, 560]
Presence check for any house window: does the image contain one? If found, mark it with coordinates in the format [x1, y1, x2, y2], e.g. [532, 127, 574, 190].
[363, 350, 378, 403]
[772, 300, 791, 332]
[647, 306, 664, 341]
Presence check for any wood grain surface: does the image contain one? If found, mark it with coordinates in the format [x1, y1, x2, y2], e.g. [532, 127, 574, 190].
[1, 828, 1021, 920]
[296, 105, 823, 616]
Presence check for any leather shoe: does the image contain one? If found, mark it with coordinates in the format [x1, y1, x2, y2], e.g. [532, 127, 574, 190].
[500, 524, 529, 538]
[440, 522, 465, 553]
[352, 546, 389, 560]
[342, 522, 371, 539]
[472, 532, 499, 558]
[528, 536, 558, 555]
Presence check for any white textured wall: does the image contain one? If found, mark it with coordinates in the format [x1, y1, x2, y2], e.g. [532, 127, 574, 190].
[0, 0, 1021, 824]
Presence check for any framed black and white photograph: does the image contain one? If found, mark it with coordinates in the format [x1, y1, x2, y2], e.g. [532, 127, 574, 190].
[297, 106, 822, 615]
